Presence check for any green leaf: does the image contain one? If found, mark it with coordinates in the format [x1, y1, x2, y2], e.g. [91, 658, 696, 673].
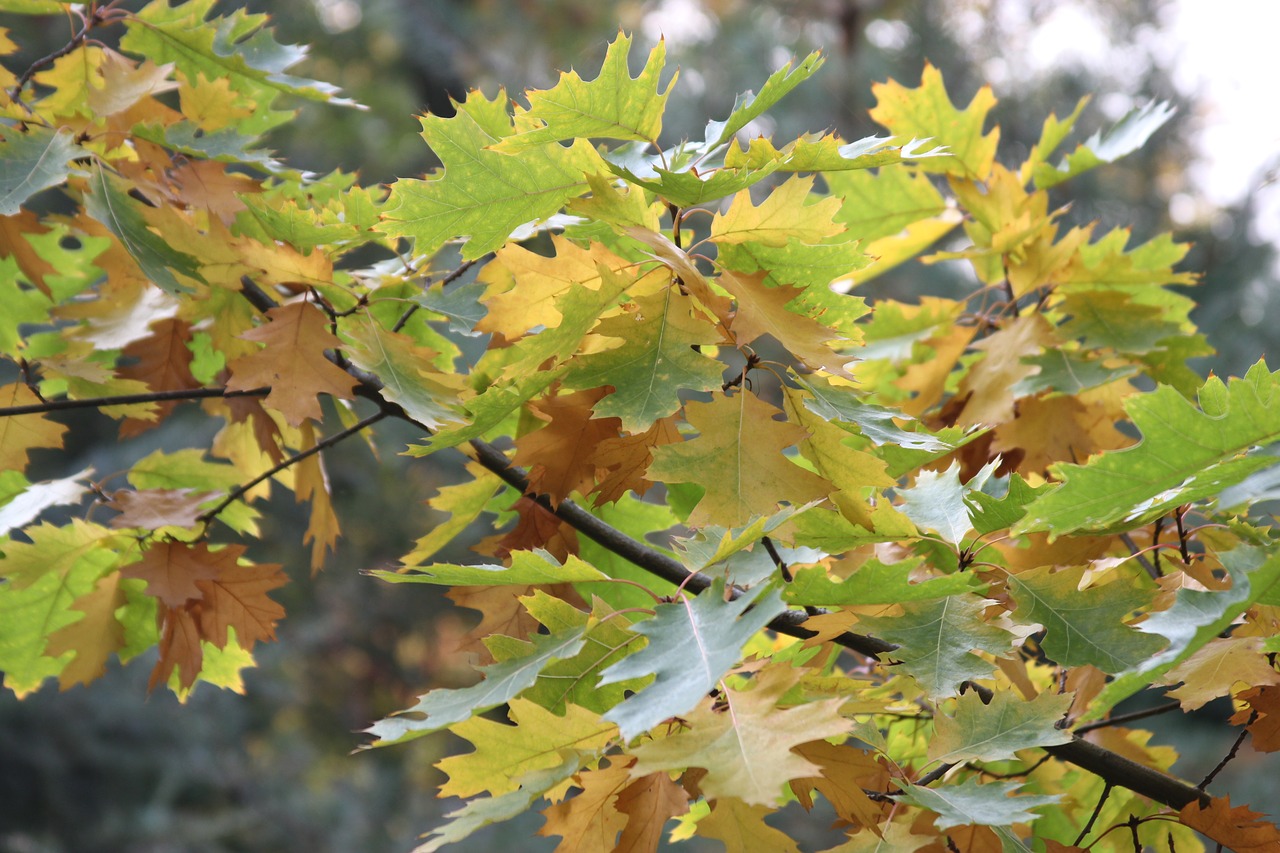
[340, 314, 463, 429]
[700, 51, 825, 150]
[1010, 350, 1137, 396]
[928, 691, 1072, 764]
[0, 127, 78, 215]
[122, 0, 351, 115]
[859, 596, 1013, 699]
[518, 593, 647, 714]
[600, 579, 785, 741]
[362, 625, 588, 746]
[824, 165, 949, 243]
[899, 778, 1059, 840]
[495, 32, 672, 151]
[606, 158, 783, 208]
[784, 559, 984, 607]
[797, 374, 950, 452]
[414, 281, 488, 335]
[897, 460, 998, 544]
[372, 549, 607, 586]
[412, 753, 581, 853]
[563, 286, 725, 432]
[1006, 564, 1166, 673]
[1086, 545, 1280, 720]
[406, 368, 563, 456]
[435, 699, 615, 798]
[382, 92, 604, 259]
[84, 166, 205, 295]
[1034, 101, 1175, 189]
[966, 475, 1047, 536]
[1018, 362, 1280, 535]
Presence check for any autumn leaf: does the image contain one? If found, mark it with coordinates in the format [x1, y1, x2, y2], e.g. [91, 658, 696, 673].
[225, 301, 358, 426]
[119, 541, 232, 607]
[647, 390, 833, 528]
[628, 664, 849, 805]
[695, 798, 802, 853]
[869, 62, 999, 180]
[1180, 797, 1280, 853]
[1154, 636, 1280, 711]
[43, 572, 126, 689]
[0, 382, 67, 471]
[536, 757, 630, 852]
[1232, 686, 1280, 752]
[614, 767, 689, 853]
[498, 31, 672, 151]
[514, 387, 622, 506]
[710, 176, 844, 247]
[295, 419, 339, 573]
[150, 603, 204, 691]
[437, 699, 616, 799]
[193, 550, 287, 651]
[928, 690, 1072, 764]
[588, 416, 681, 505]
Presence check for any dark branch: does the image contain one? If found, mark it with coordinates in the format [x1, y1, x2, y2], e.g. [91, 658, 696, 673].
[0, 386, 269, 417]
[1074, 701, 1182, 736]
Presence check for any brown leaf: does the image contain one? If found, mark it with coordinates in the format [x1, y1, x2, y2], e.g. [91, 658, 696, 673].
[589, 416, 681, 505]
[1232, 685, 1280, 752]
[219, 389, 286, 464]
[791, 740, 888, 831]
[0, 210, 57, 296]
[489, 496, 579, 563]
[225, 301, 358, 426]
[149, 603, 204, 691]
[1180, 796, 1280, 852]
[295, 420, 339, 574]
[120, 541, 231, 607]
[696, 798, 801, 852]
[169, 158, 258, 225]
[614, 768, 689, 853]
[992, 392, 1129, 476]
[194, 551, 287, 651]
[117, 317, 200, 437]
[514, 387, 621, 506]
[445, 585, 541, 663]
[108, 488, 217, 530]
[955, 315, 1054, 426]
[537, 759, 630, 852]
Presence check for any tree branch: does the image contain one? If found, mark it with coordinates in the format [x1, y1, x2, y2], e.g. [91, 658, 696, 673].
[0, 386, 269, 417]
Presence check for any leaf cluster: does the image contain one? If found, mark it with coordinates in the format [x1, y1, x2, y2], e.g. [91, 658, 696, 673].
[2, 7, 1280, 851]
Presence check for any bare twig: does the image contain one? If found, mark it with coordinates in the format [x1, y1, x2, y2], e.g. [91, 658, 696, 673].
[1198, 711, 1255, 790]
[197, 409, 388, 530]
[1074, 782, 1112, 847]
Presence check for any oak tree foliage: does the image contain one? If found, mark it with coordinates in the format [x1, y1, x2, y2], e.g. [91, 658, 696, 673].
[2, 3, 1280, 850]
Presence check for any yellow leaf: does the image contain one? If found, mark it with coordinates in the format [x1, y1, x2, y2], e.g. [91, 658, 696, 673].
[711, 176, 844, 247]
[647, 390, 832, 528]
[0, 383, 67, 472]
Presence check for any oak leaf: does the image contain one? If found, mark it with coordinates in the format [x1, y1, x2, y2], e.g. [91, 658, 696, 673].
[710, 176, 844, 247]
[588, 416, 681, 505]
[150, 603, 204, 691]
[1180, 797, 1280, 852]
[194, 551, 287, 651]
[647, 390, 832, 528]
[628, 664, 849, 806]
[225, 301, 358, 426]
[536, 758, 630, 852]
[695, 798, 801, 852]
[118, 317, 200, 436]
[108, 488, 217, 530]
[791, 740, 887, 831]
[720, 271, 855, 379]
[43, 572, 126, 689]
[1155, 636, 1280, 711]
[955, 315, 1054, 426]
[514, 388, 622, 506]
[0, 383, 67, 471]
[1232, 685, 1280, 752]
[120, 541, 230, 607]
[295, 420, 339, 573]
[614, 767, 689, 853]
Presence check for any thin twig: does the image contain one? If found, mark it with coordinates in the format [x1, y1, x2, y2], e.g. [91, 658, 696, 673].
[1074, 701, 1182, 735]
[1198, 711, 1255, 790]
[761, 535, 791, 582]
[1074, 782, 1112, 847]
[197, 410, 388, 530]
[915, 762, 956, 788]
[0, 386, 269, 417]
[1119, 532, 1160, 579]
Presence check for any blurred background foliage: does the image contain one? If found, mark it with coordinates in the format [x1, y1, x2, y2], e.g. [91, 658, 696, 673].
[1, 0, 1276, 850]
